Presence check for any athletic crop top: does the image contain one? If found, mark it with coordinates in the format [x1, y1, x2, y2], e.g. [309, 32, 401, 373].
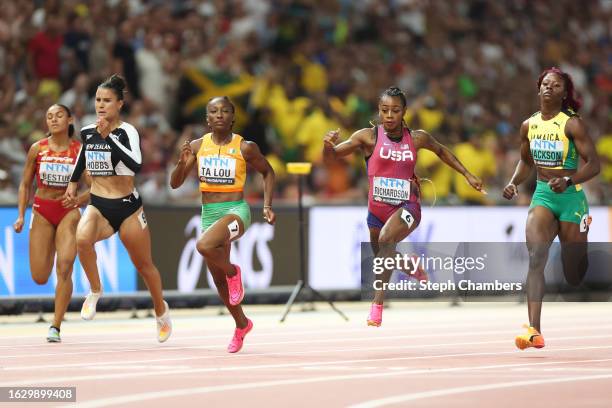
[527, 110, 578, 170]
[35, 137, 81, 189]
[196, 133, 246, 192]
[70, 122, 142, 182]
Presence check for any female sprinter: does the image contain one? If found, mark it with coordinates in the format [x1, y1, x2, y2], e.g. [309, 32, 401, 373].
[503, 67, 600, 349]
[323, 86, 484, 327]
[13, 104, 89, 342]
[65, 74, 172, 342]
[170, 96, 275, 353]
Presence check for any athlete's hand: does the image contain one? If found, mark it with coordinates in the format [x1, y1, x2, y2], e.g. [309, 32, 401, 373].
[61, 195, 78, 208]
[63, 182, 78, 206]
[465, 173, 486, 194]
[13, 217, 24, 233]
[178, 140, 193, 164]
[324, 129, 340, 149]
[503, 183, 518, 200]
[96, 116, 111, 138]
[263, 207, 276, 225]
[548, 177, 568, 193]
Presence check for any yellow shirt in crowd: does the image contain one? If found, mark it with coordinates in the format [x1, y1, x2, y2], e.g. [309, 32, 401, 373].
[453, 142, 496, 203]
[596, 135, 612, 182]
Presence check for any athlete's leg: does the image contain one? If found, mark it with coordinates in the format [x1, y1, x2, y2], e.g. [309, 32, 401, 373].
[76, 206, 114, 293]
[118, 208, 166, 317]
[29, 211, 57, 285]
[372, 208, 420, 306]
[369, 228, 380, 255]
[52, 209, 80, 328]
[558, 221, 589, 286]
[196, 215, 248, 328]
[525, 206, 558, 332]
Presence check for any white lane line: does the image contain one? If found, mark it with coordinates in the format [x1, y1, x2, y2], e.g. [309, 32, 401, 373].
[349, 374, 612, 407]
[5, 333, 612, 372]
[1, 312, 609, 345]
[0, 320, 516, 348]
[4, 344, 612, 388]
[3, 324, 612, 360]
[64, 358, 612, 408]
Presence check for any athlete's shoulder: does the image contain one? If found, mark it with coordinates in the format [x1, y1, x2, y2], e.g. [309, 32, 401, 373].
[354, 126, 376, 139]
[190, 136, 206, 152]
[529, 111, 540, 118]
[69, 137, 82, 148]
[80, 123, 96, 142]
[561, 108, 580, 118]
[240, 139, 261, 155]
[29, 139, 43, 153]
[118, 122, 139, 138]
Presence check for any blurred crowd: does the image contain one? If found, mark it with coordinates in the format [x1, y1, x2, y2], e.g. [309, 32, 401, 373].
[1, 0, 611, 206]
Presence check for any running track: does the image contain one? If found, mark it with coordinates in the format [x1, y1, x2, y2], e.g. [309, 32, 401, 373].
[1, 302, 611, 407]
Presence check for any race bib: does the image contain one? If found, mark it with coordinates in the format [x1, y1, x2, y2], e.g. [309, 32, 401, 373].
[373, 177, 411, 205]
[39, 162, 74, 188]
[86, 150, 113, 176]
[199, 156, 236, 185]
[530, 139, 564, 167]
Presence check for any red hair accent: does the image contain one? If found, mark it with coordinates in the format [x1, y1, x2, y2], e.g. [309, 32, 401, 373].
[537, 67, 582, 112]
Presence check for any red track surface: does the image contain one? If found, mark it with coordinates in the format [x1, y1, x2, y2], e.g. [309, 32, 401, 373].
[1, 302, 611, 407]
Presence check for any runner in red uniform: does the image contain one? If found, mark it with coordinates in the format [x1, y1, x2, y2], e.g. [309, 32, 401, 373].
[13, 104, 90, 342]
[323, 87, 484, 326]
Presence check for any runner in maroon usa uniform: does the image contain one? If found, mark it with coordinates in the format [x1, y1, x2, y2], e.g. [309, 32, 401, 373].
[323, 87, 484, 326]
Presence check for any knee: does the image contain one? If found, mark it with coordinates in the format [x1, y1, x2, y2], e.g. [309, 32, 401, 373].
[565, 258, 588, 287]
[376, 233, 395, 257]
[133, 259, 155, 275]
[527, 245, 549, 270]
[196, 238, 217, 258]
[76, 236, 94, 253]
[55, 259, 74, 281]
[32, 274, 49, 285]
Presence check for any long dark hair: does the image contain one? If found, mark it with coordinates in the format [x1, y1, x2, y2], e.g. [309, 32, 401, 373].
[537, 67, 582, 112]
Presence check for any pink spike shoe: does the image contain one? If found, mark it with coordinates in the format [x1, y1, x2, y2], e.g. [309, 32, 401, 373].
[367, 303, 383, 327]
[227, 264, 245, 306]
[228, 318, 253, 353]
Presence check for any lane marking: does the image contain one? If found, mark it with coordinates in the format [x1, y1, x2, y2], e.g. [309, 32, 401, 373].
[63, 359, 612, 408]
[349, 374, 612, 407]
[3, 325, 612, 360]
[5, 334, 612, 372]
[4, 345, 612, 388]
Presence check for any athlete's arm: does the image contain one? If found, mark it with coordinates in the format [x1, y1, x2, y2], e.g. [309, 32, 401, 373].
[323, 128, 370, 162]
[13, 143, 39, 233]
[548, 116, 600, 192]
[242, 140, 276, 225]
[105, 126, 142, 173]
[69, 142, 86, 183]
[504, 120, 533, 199]
[415, 129, 484, 192]
[170, 139, 199, 189]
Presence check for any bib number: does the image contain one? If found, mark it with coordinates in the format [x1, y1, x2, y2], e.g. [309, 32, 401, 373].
[86, 151, 113, 176]
[199, 156, 237, 185]
[373, 177, 410, 205]
[530, 139, 564, 168]
[39, 162, 74, 187]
